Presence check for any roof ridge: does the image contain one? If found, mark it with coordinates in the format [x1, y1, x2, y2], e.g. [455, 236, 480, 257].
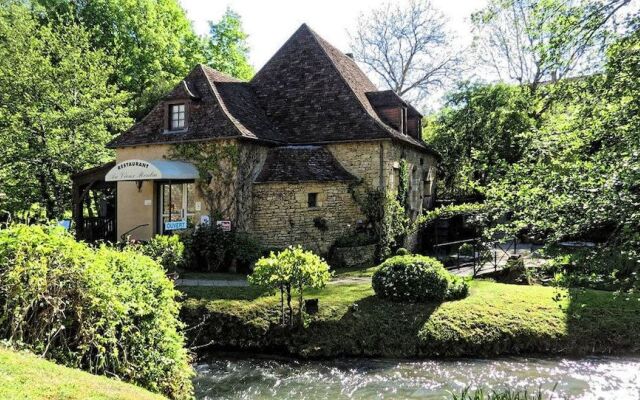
[199, 64, 253, 139]
[305, 26, 398, 142]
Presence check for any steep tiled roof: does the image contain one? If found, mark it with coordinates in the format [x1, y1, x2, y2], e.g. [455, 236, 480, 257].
[109, 24, 437, 156]
[254, 146, 357, 183]
[107, 65, 280, 148]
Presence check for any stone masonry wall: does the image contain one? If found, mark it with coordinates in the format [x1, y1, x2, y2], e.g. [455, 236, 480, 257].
[251, 181, 364, 255]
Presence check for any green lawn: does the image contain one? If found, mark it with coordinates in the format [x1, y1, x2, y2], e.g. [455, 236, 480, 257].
[181, 280, 640, 358]
[179, 271, 247, 281]
[0, 347, 165, 400]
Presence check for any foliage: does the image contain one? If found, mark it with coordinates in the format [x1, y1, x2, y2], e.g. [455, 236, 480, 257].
[350, 186, 410, 260]
[182, 223, 262, 273]
[333, 231, 377, 248]
[0, 346, 165, 400]
[397, 159, 409, 208]
[34, 0, 206, 118]
[135, 234, 185, 273]
[0, 3, 131, 218]
[249, 246, 331, 325]
[416, 203, 488, 228]
[395, 247, 410, 256]
[181, 279, 640, 358]
[349, 0, 462, 107]
[372, 255, 468, 302]
[204, 8, 254, 81]
[483, 19, 640, 285]
[0, 224, 192, 399]
[423, 83, 534, 198]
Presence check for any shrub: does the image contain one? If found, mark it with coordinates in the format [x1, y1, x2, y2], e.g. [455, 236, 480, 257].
[0, 224, 192, 399]
[447, 275, 470, 300]
[250, 246, 331, 325]
[372, 255, 468, 302]
[137, 234, 184, 272]
[182, 224, 262, 272]
[333, 231, 377, 248]
[395, 247, 410, 256]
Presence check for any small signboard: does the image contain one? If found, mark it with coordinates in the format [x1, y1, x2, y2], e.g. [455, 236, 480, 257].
[164, 220, 187, 231]
[216, 220, 232, 232]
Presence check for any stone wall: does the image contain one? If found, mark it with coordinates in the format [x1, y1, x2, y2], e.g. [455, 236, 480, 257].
[251, 181, 364, 254]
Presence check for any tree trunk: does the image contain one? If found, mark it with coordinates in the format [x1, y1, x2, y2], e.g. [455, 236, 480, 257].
[286, 283, 292, 327]
[279, 284, 285, 326]
[298, 285, 304, 326]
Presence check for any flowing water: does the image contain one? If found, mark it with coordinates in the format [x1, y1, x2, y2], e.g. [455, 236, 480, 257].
[193, 356, 640, 399]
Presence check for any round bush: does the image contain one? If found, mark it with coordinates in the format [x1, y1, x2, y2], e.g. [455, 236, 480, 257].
[372, 255, 450, 302]
[395, 247, 410, 256]
[0, 224, 193, 399]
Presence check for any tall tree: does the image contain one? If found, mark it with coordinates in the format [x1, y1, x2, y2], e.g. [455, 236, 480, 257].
[204, 9, 254, 81]
[35, 0, 206, 118]
[349, 0, 463, 108]
[472, 0, 633, 91]
[424, 83, 534, 198]
[0, 3, 131, 218]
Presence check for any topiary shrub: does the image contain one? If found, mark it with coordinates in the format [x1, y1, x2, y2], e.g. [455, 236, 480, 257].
[0, 224, 193, 399]
[372, 255, 469, 302]
[395, 247, 410, 256]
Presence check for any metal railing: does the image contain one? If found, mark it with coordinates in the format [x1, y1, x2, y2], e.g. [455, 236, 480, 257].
[431, 237, 518, 277]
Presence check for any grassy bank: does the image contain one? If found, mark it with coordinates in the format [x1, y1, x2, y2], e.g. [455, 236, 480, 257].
[181, 280, 640, 358]
[0, 347, 165, 400]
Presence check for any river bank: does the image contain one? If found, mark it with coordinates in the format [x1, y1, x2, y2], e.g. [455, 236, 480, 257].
[180, 280, 640, 359]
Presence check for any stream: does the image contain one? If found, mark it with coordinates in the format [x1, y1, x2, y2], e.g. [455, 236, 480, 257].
[192, 355, 640, 399]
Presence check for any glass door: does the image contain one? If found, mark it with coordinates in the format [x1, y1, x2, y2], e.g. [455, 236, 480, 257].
[159, 182, 195, 234]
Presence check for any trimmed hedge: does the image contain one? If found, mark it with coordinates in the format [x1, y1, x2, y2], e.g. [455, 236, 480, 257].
[372, 255, 469, 302]
[0, 224, 192, 399]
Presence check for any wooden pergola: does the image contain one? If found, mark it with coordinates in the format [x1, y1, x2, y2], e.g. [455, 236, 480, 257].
[71, 162, 117, 242]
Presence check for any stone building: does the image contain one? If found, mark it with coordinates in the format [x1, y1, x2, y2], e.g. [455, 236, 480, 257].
[105, 24, 439, 253]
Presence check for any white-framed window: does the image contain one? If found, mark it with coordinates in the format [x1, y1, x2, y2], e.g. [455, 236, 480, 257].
[169, 104, 186, 130]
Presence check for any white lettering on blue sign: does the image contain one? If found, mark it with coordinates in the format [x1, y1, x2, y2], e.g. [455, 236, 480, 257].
[164, 220, 187, 231]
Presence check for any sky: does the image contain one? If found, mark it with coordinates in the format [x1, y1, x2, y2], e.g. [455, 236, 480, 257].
[179, 0, 488, 70]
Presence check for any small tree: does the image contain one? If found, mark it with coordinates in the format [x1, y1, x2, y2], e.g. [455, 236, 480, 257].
[249, 246, 331, 326]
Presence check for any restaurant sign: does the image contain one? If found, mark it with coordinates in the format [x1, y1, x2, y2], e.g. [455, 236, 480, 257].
[164, 220, 187, 231]
[105, 160, 162, 181]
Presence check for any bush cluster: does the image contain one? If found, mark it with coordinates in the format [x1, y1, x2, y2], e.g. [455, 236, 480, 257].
[182, 224, 262, 273]
[372, 255, 469, 302]
[0, 224, 192, 399]
[134, 234, 185, 272]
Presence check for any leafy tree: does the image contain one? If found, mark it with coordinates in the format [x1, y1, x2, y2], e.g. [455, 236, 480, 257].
[34, 0, 206, 118]
[249, 246, 330, 326]
[423, 83, 534, 198]
[0, 3, 131, 218]
[204, 8, 254, 81]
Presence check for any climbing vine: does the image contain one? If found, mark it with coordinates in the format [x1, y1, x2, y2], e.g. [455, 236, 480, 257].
[397, 158, 409, 210]
[168, 141, 261, 230]
[348, 181, 409, 260]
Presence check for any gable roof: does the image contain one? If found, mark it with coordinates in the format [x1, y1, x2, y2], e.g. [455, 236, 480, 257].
[107, 65, 280, 148]
[109, 24, 437, 156]
[255, 146, 357, 183]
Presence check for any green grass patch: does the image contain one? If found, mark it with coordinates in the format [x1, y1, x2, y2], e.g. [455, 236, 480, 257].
[0, 346, 165, 400]
[179, 271, 247, 281]
[181, 280, 640, 358]
[332, 265, 380, 278]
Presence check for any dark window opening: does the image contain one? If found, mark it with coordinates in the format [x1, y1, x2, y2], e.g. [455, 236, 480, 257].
[169, 104, 186, 130]
[307, 193, 318, 208]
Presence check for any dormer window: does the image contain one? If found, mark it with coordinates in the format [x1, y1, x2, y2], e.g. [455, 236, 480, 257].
[401, 107, 408, 134]
[169, 103, 186, 130]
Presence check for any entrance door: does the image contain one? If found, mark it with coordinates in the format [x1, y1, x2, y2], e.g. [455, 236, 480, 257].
[159, 182, 195, 234]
